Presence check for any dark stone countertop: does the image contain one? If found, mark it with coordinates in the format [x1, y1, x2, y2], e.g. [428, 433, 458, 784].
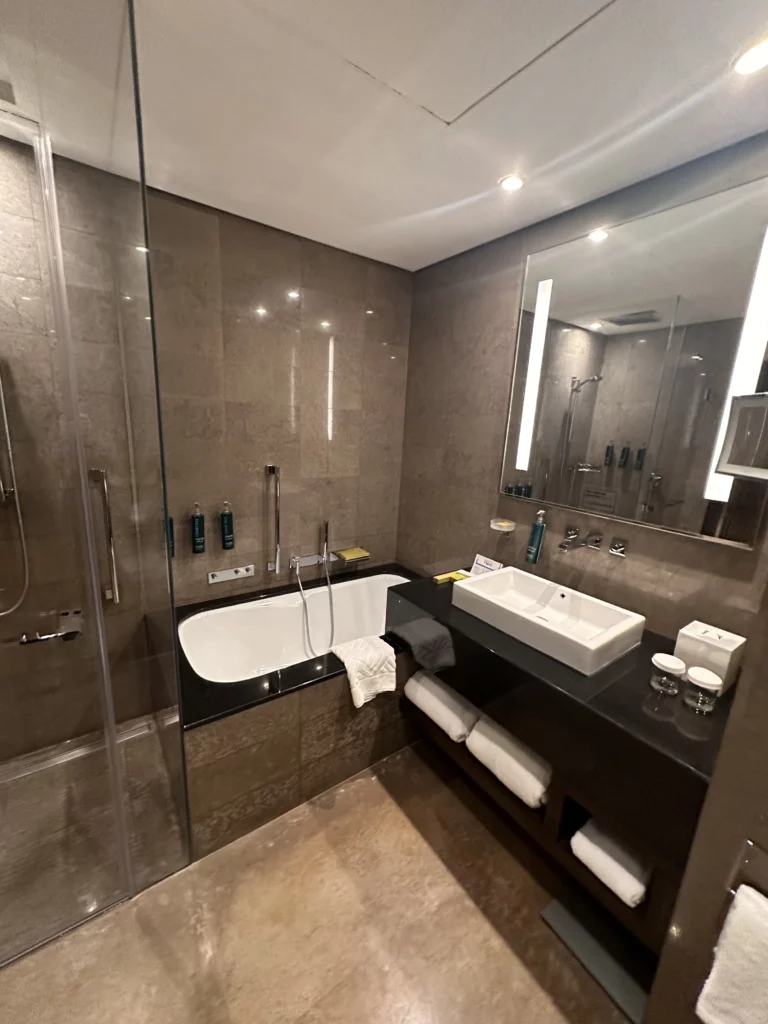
[387, 577, 733, 783]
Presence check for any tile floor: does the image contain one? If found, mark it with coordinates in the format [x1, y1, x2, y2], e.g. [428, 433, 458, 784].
[0, 744, 628, 1023]
[0, 725, 187, 964]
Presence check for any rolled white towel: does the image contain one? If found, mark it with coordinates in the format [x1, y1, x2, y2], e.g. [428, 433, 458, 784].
[570, 819, 651, 908]
[465, 716, 552, 809]
[331, 636, 396, 709]
[404, 670, 480, 742]
[697, 885, 768, 1024]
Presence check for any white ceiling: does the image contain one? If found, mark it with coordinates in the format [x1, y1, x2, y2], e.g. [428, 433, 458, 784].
[2, 0, 768, 269]
[523, 176, 768, 333]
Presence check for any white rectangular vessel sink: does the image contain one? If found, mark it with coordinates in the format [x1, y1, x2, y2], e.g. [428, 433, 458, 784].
[451, 567, 645, 675]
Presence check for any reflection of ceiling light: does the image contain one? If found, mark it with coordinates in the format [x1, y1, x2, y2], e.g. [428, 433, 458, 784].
[589, 322, 602, 330]
[638, 338, 646, 343]
[366, 309, 374, 315]
[734, 40, 768, 76]
[498, 173, 524, 192]
[122, 295, 132, 301]
[691, 353, 704, 361]
[287, 290, 300, 299]
[144, 315, 152, 321]
[320, 320, 331, 328]
[20, 296, 31, 301]
[588, 228, 608, 243]
[255, 307, 267, 317]
[700, 372, 707, 377]
[135, 245, 149, 253]
[390, 355, 396, 360]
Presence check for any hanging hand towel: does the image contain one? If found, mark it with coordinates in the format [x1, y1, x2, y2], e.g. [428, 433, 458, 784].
[696, 885, 768, 1024]
[331, 636, 396, 709]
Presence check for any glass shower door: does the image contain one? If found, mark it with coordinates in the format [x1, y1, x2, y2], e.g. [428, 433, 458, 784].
[0, 0, 189, 964]
[0, 113, 132, 964]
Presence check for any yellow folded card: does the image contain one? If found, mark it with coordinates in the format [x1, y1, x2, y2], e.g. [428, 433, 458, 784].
[433, 570, 470, 583]
[335, 546, 370, 561]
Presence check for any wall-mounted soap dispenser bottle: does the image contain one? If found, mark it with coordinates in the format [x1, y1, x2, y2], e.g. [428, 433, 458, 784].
[604, 440, 614, 466]
[167, 517, 175, 558]
[221, 501, 235, 550]
[526, 509, 547, 564]
[191, 503, 205, 554]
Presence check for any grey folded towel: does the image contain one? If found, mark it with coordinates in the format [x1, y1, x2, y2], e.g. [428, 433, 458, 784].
[390, 617, 455, 672]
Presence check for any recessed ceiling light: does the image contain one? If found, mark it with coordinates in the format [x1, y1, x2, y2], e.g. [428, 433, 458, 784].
[135, 245, 149, 253]
[498, 173, 524, 192]
[734, 40, 768, 75]
[287, 290, 300, 299]
[255, 307, 267, 317]
[589, 322, 602, 330]
[588, 228, 608, 243]
[320, 320, 331, 328]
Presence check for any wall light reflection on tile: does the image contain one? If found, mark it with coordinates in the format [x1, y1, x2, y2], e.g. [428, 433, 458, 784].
[516, 278, 553, 471]
[327, 336, 335, 441]
[290, 347, 297, 435]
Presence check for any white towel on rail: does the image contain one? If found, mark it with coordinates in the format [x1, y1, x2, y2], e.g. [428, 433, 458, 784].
[331, 636, 396, 709]
[696, 885, 768, 1024]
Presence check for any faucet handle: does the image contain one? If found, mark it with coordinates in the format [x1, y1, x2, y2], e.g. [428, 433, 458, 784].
[563, 525, 580, 542]
[585, 531, 603, 549]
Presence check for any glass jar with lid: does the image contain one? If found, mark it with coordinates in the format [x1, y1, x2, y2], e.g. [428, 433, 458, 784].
[683, 666, 722, 715]
[650, 653, 686, 696]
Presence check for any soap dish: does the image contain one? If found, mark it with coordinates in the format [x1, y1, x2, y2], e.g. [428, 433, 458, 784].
[490, 518, 515, 534]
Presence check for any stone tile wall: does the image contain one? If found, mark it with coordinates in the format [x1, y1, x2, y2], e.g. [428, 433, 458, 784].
[148, 192, 411, 606]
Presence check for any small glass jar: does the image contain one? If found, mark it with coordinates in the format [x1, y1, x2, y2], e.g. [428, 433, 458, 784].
[683, 666, 722, 715]
[650, 653, 686, 696]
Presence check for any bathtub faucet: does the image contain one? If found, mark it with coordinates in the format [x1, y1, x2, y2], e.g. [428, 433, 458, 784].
[321, 520, 330, 565]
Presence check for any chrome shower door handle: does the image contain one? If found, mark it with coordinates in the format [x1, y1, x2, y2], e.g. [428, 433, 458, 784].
[89, 468, 120, 604]
[267, 464, 280, 574]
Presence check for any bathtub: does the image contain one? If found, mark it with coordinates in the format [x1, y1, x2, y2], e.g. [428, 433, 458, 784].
[178, 572, 410, 684]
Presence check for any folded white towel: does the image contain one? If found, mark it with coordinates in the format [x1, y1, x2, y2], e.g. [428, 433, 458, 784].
[404, 670, 480, 742]
[466, 716, 552, 809]
[696, 885, 768, 1024]
[570, 819, 651, 908]
[331, 636, 396, 709]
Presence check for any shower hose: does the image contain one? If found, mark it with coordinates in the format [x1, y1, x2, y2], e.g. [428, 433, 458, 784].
[295, 555, 335, 658]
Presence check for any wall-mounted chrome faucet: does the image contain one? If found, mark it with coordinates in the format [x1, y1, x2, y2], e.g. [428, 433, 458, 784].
[559, 526, 603, 551]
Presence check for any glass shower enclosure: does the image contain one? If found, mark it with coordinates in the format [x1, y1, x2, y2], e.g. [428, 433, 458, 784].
[0, 0, 189, 964]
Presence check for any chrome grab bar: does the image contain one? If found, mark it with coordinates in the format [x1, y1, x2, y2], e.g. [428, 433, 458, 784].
[88, 468, 120, 604]
[266, 464, 280, 574]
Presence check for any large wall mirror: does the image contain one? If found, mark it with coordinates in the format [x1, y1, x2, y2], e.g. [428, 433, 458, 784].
[501, 177, 768, 548]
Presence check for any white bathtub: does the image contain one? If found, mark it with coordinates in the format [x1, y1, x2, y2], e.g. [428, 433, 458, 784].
[178, 573, 409, 684]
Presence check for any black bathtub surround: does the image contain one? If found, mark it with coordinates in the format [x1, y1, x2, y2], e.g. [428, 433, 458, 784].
[178, 562, 417, 729]
[387, 577, 733, 953]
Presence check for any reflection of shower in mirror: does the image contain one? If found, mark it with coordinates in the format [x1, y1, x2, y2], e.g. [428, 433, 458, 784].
[560, 374, 605, 501]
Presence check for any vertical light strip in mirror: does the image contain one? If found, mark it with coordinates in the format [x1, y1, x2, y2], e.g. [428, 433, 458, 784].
[516, 278, 552, 471]
[327, 336, 335, 441]
[704, 226, 768, 501]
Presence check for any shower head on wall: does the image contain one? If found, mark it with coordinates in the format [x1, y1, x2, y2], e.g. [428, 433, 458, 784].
[571, 375, 603, 393]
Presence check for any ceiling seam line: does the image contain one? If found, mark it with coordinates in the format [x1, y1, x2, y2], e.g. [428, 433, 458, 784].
[341, 57, 450, 125]
[447, 0, 621, 126]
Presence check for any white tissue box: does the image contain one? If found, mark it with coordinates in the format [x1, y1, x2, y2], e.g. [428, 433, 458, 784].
[673, 621, 746, 693]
